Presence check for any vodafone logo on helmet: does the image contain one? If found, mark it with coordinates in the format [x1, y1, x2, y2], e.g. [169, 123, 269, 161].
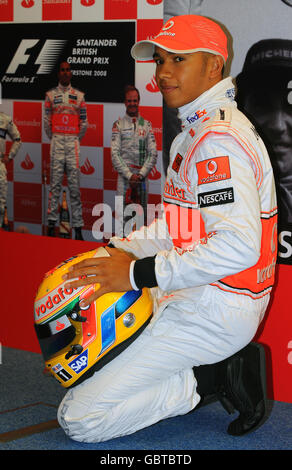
[35, 284, 80, 321]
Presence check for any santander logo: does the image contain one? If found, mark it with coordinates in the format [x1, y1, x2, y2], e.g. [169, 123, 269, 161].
[21, 0, 34, 7]
[21, 154, 34, 170]
[81, 158, 95, 175]
[147, 0, 163, 4]
[146, 75, 159, 93]
[148, 166, 161, 180]
[81, 0, 95, 6]
[56, 320, 65, 331]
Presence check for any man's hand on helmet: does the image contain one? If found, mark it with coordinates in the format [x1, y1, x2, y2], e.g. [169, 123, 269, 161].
[62, 247, 133, 307]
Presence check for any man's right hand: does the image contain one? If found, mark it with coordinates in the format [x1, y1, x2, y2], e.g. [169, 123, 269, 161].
[129, 174, 141, 188]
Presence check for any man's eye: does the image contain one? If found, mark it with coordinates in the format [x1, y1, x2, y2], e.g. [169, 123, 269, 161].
[174, 56, 184, 62]
[155, 58, 163, 65]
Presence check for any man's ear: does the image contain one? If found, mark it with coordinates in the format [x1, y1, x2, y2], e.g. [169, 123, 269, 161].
[209, 55, 224, 79]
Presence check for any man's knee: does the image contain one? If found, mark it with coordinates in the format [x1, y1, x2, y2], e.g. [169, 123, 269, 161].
[57, 392, 109, 443]
[57, 391, 90, 442]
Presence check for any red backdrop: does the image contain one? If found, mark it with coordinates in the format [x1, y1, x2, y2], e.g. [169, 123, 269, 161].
[1, 230, 292, 403]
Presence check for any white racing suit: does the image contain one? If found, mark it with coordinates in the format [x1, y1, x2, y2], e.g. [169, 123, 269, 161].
[58, 78, 277, 443]
[0, 112, 21, 226]
[44, 83, 88, 228]
[111, 113, 157, 235]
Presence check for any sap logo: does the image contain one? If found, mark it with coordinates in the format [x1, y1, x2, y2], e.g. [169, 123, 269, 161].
[6, 39, 67, 75]
[69, 349, 88, 374]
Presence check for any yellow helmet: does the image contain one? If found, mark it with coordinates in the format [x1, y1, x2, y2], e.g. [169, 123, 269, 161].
[34, 247, 153, 388]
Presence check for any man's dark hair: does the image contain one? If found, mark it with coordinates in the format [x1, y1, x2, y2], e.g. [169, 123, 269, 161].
[124, 85, 140, 101]
[58, 60, 71, 71]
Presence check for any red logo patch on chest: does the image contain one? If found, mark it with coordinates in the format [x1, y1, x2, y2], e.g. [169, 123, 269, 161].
[172, 153, 183, 173]
[196, 156, 231, 185]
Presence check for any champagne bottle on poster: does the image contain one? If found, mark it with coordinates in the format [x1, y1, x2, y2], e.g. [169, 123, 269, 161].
[59, 190, 71, 239]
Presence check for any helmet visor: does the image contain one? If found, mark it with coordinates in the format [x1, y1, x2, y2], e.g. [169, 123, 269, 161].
[35, 315, 76, 361]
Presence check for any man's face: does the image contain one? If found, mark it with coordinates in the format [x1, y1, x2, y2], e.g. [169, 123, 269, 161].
[154, 47, 213, 108]
[58, 62, 72, 86]
[125, 90, 139, 117]
[240, 73, 292, 170]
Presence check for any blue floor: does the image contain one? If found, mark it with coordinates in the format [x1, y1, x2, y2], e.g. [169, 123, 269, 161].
[1, 347, 292, 451]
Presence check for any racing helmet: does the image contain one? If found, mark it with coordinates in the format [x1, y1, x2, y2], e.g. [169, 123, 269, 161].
[34, 247, 153, 388]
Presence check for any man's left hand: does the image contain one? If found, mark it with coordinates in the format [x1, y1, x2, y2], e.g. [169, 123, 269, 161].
[129, 174, 142, 188]
[63, 247, 134, 307]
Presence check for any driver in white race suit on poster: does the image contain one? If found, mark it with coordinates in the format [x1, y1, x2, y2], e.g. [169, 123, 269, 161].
[57, 15, 277, 443]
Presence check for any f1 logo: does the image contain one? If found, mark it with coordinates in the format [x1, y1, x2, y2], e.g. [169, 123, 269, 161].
[6, 39, 67, 75]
